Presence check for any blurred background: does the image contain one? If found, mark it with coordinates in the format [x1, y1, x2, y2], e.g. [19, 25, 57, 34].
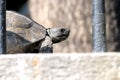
[6, 0, 120, 53]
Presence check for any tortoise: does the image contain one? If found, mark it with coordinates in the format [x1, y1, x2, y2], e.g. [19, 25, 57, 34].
[6, 11, 70, 53]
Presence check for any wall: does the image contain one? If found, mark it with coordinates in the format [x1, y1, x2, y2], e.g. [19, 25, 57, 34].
[0, 53, 120, 80]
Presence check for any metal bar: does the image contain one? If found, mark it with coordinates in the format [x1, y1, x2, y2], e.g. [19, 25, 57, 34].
[92, 0, 107, 52]
[0, 0, 6, 54]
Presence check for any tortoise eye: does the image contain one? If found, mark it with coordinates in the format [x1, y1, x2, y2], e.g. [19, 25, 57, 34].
[61, 29, 65, 33]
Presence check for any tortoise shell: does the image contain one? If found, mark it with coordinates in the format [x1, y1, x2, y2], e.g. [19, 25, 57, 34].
[6, 11, 47, 53]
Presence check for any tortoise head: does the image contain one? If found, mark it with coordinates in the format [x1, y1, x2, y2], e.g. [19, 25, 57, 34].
[47, 27, 70, 43]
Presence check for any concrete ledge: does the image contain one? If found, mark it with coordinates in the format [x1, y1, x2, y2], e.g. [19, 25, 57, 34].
[0, 53, 120, 80]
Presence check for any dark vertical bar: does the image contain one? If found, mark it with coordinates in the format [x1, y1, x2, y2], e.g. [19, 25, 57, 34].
[0, 0, 6, 54]
[92, 0, 106, 52]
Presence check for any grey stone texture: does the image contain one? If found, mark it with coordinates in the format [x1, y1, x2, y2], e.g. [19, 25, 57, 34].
[0, 54, 120, 80]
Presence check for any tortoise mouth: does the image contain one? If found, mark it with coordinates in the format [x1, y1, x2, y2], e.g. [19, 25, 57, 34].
[57, 34, 69, 37]
[52, 34, 69, 43]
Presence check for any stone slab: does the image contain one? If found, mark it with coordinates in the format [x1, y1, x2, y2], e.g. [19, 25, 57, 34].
[0, 53, 120, 80]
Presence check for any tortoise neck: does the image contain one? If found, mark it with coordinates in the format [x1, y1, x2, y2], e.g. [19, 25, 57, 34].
[46, 28, 51, 37]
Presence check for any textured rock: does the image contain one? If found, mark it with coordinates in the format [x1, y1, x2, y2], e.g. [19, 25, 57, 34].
[0, 54, 120, 80]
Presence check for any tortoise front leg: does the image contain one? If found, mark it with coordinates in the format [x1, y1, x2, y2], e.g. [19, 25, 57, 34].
[39, 36, 53, 53]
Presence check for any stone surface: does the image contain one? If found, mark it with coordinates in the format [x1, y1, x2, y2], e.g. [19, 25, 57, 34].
[0, 54, 120, 80]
